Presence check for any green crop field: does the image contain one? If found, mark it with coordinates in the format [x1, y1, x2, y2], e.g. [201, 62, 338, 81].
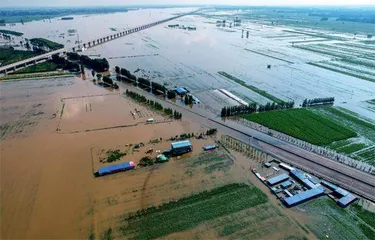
[0, 29, 23, 36]
[30, 38, 64, 50]
[300, 197, 375, 240]
[242, 108, 356, 146]
[0, 48, 38, 66]
[12, 61, 59, 74]
[118, 183, 268, 239]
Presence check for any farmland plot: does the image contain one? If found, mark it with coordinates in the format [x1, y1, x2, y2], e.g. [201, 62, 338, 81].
[242, 108, 356, 146]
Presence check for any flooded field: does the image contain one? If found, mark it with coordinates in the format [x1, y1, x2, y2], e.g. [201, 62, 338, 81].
[1, 6, 375, 240]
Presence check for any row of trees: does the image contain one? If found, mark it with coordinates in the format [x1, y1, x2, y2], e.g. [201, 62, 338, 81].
[221, 101, 295, 117]
[51, 54, 80, 72]
[67, 52, 109, 72]
[302, 97, 335, 107]
[125, 89, 182, 119]
[116, 66, 173, 98]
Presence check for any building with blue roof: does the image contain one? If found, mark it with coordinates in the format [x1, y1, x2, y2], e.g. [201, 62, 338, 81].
[175, 87, 189, 95]
[267, 173, 289, 186]
[338, 194, 357, 207]
[171, 140, 192, 156]
[283, 186, 325, 207]
[96, 161, 135, 177]
[281, 181, 293, 189]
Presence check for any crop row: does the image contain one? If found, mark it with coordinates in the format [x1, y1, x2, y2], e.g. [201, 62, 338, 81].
[119, 183, 268, 239]
[242, 108, 356, 146]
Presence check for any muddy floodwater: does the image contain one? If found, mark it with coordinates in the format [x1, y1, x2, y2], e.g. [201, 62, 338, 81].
[1, 7, 375, 239]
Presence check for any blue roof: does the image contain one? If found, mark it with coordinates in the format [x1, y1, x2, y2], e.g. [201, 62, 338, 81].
[284, 186, 325, 207]
[98, 161, 135, 175]
[334, 187, 349, 197]
[309, 177, 320, 185]
[171, 140, 192, 149]
[203, 145, 216, 151]
[175, 87, 188, 95]
[264, 162, 272, 167]
[281, 181, 293, 188]
[321, 180, 338, 190]
[302, 179, 317, 189]
[267, 173, 289, 185]
[338, 194, 357, 207]
[290, 169, 306, 182]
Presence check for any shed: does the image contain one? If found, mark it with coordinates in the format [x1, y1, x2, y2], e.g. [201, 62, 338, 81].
[283, 186, 325, 207]
[171, 140, 193, 156]
[338, 194, 357, 207]
[321, 180, 338, 190]
[334, 188, 349, 197]
[264, 162, 272, 168]
[279, 163, 294, 172]
[308, 177, 320, 185]
[96, 161, 135, 176]
[290, 169, 306, 182]
[302, 179, 318, 189]
[267, 173, 289, 186]
[157, 154, 168, 162]
[203, 145, 216, 151]
[175, 87, 189, 95]
[281, 181, 293, 189]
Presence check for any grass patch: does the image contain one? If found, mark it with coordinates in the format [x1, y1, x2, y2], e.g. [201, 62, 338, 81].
[100, 228, 113, 240]
[0, 48, 38, 65]
[12, 61, 59, 74]
[106, 149, 126, 163]
[218, 71, 284, 104]
[301, 197, 369, 240]
[308, 62, 375, 83]
[118, 183, 268, 239]
[337, 143, 367, 154]
[0, 29, 23, 36]
[30, 38, 64, 51]
[242, 108, 356, 146]
[0, 72, 71, 81]
[350, 204, 375, 227]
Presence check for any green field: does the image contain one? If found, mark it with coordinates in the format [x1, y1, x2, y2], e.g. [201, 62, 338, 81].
[118, 183, 268, 239]
[30, 38, 64, 51]
[242, 108, 357, 146]
[218, 71, 284, 104]
[0, 48, 38, 66]
[0, 72, 71, 81]
[337, 143, 368, 154]
[300, 197, 375, 240]
[0, 29, 23, 36]
[12, 61, 59, 74]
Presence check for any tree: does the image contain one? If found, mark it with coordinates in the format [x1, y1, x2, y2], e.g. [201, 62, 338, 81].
[25, 42, 31, 49]
[115, 66, 120, 74]
[91, 70, 95, 77]
[96, 73, 102, 81]
[80, 65, 85, 74]
[184, 96, 189, 105]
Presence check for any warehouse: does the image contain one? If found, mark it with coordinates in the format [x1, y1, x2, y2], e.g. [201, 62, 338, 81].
[283, 186, 325, 207]
[171, 140, 193, 156]
[338, 194, 357, 207]
[95, 161, 135, 177]
[267, 173, 289, 186]
[279, 163, 295, 172]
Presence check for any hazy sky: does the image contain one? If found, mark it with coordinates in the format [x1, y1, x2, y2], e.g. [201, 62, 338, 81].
[2, 0, 375, 7]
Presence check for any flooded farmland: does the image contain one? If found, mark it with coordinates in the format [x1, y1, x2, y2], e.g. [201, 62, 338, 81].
[1, 6, 375, 240]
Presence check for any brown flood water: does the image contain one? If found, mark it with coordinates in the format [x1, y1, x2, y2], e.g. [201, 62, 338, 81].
[0, 76, 312, 239]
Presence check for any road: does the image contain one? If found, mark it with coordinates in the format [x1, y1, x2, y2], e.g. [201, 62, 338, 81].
[120, 84, 375, 202]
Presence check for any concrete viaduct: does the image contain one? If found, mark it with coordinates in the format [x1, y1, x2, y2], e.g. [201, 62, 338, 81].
[0, 9, 200, 75]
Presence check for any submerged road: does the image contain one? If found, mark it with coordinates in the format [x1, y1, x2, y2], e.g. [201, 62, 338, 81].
[120, 84, 375, 202]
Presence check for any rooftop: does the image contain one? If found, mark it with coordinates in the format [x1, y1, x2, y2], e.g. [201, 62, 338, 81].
[171, 140, 192, 149]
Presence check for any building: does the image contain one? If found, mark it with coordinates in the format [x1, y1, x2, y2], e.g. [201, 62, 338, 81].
[174, 87, 189, 96]
[267, 173, 289, 186]
[95, 161, 135, 177]
[281, 181, 293, 189]
[283, 186, 325, 207]
[264, 162, 272, 168]
[338, 194, 357, 207]
[203, 145, 216, 151]
[171, 140, 193, 156]
[279, 163, 294, 172]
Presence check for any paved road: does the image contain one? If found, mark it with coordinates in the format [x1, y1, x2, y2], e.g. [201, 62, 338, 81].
[120, 84, 375, 201]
